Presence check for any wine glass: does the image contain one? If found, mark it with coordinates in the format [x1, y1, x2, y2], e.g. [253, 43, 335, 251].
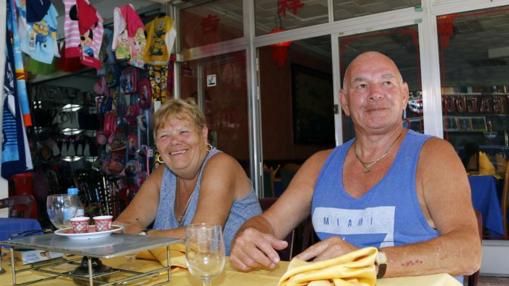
[185, 224, 225, 286]
[46, 194, 80, 229]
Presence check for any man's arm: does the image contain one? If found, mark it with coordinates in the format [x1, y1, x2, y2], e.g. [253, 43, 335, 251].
[381, 138, 481, 277]
[230, 150, 331, 271]
[297, 138, 481, 277]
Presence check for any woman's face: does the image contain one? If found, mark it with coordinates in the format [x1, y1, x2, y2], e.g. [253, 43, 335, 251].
[155, 115, 208, 178]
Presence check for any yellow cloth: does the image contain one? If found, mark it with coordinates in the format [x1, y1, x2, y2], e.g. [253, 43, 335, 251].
[278, 247, 377, 286]
[468, 152, 498, 178]
[0, 248, 463, 286]
[136, 243, 187, 268]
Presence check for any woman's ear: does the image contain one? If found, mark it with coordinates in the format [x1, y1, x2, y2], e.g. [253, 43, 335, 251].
[202, 126, 209, 141]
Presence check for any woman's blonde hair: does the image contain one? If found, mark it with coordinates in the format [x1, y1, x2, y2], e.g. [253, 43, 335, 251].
[153, 98, 207, 137]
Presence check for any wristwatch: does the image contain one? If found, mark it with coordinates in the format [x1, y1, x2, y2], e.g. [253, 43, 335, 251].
[375, 249, 388, 279]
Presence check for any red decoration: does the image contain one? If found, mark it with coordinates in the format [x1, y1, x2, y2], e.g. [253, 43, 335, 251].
[278, 0, 289, 16]
[201, 14, 220, 33]
[288, 0, 304, 15]
[437, 14, 457, 49]
[278, 0, 304, 17]
[270, 27, 292, 68]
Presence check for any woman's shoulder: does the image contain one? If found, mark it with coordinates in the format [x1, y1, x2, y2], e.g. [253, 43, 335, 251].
[205, 151, 244, 174]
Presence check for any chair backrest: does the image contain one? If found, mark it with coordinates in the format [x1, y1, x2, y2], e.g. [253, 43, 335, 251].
[259, 197, 317, 260]
[0, 195, 36, 218]
[501, 163, 509, 238]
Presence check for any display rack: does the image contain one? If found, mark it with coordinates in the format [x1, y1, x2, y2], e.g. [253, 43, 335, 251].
[1, 234, 180, 286]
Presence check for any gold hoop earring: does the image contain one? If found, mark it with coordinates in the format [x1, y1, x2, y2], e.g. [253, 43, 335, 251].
[207, 143, 213, 151]
[155, 152, 164, 164]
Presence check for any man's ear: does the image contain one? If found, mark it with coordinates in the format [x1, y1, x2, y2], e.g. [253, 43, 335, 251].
[401, 82, 409, 110]
[340, 89, 350, 116]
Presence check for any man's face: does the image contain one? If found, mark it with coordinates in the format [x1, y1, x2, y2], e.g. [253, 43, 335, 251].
[340, 53, 409, 134]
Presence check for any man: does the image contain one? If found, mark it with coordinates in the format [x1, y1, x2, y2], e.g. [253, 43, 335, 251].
[230, 51, 481, 278]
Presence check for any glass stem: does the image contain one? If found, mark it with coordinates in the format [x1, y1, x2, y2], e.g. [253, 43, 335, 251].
[202, 277, 212, 286]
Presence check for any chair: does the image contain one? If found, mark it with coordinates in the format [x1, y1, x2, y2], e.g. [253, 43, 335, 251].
[0, 195, 36, 218]
[259, 197, 317, 261]
[262, 165, 276, 198]
[466, 210, 483, 286]
[501, 163, 509, 238]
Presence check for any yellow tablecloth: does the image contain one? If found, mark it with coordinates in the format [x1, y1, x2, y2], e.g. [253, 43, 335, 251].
[0, 254, 462, 286]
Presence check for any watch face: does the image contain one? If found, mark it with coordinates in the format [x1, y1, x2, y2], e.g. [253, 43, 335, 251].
[376, 251, 387, 264]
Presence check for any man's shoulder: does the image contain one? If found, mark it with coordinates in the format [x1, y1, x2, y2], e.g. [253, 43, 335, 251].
[310, 148, 335, 163]
[419, 137, 460, 167]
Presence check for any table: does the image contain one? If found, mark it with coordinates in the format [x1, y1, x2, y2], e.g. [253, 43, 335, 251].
[1, 233, 179, 286]
[469, 175, 504, 236]
[0, 218, 41, 241]
[0, 254, 462, 286]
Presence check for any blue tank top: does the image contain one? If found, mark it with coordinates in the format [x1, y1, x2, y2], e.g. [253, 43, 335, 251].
[153, 147, 262, 255]
[312, 130, 439, 248]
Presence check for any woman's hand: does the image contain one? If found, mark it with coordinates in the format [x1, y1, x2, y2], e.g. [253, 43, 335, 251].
[295, 236, 358, 262]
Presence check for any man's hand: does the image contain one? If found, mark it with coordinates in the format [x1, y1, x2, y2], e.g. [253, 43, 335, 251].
[295, 236, 358, 262]
[230, 228, 288, 271]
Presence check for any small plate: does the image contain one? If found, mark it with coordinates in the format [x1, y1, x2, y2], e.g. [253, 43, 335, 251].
[54, 224, 124, 240]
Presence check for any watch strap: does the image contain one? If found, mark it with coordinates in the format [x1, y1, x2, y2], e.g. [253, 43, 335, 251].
[375, 249, 387, 279]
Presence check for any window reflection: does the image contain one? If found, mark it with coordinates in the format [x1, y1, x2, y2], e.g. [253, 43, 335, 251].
[255, 0, 328, 36]
[180, 0, 243, 50]
[339, 25, 421, 141]
[259, 35, 334, 183]
[438, 7, 509, 176]
[180, 52, 250, 172]
[333, 0, 421, 21]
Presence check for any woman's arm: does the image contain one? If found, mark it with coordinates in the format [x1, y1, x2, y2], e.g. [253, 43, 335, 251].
[114, 165, 164, 233]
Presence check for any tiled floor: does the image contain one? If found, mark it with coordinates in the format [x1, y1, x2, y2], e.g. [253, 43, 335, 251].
[477, 276, 509, 286]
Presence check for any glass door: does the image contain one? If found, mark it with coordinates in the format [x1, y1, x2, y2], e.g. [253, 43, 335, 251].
[335, 24, 422, 142]
[180, 51, 251, 173]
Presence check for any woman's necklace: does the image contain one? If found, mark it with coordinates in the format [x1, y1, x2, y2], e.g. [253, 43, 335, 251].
[176, 178, 193, 227]
[175, 145, 212, 226]
[354, 130, 404, 173]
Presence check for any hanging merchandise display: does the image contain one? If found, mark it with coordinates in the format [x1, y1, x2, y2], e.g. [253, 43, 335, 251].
[112, 4, 146, 68]
[16, 0, 59, 65]
[15, 2, 174, 211]
[63, 0, 81, 58]
[56, 43, 86, 72]
[1, 24, 32, 179]
[143, 16, 176, 66]
[26, 0, 51, 23]
[76, 0, 104, 69]
[147, 64, 169, 104]
[8, 0, 32, 126]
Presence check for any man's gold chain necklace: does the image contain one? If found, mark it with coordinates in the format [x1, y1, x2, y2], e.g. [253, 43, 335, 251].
[354, 130, 404, 173]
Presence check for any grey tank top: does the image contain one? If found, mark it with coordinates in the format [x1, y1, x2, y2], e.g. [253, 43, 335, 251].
[153, 147, 262, 254]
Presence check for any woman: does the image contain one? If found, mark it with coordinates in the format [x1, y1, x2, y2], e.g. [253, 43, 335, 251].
[115, 99, 261, 254]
